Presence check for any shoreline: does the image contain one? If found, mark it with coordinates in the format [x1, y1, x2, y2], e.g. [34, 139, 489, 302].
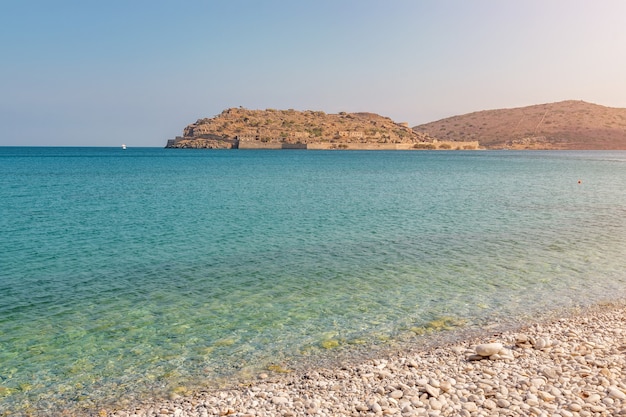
[104, 300, 626, 417]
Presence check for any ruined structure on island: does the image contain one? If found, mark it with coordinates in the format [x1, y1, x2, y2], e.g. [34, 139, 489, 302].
[165, 108, 480, 150]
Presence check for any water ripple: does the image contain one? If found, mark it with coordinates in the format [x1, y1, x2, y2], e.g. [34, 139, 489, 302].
[1, 149, 625, 415]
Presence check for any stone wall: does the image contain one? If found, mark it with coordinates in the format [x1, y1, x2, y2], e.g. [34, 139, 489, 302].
[237, 141, 307, 150]
[168, 136, 480, 150]
[237, 141, 282, 149]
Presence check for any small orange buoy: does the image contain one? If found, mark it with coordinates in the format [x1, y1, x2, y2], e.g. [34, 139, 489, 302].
[578, 180, 582, 184]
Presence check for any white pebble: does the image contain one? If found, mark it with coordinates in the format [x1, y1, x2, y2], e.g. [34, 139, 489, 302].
[609, 387, 626, 400]
[425, 384, 440, 398]
[370, 402, 382, 413]
[389, 390, 404, 399]
[271, 396, 289, 405]
[497, 398, 511, 408]
[475, 343, 503, 357]
[586, 393, 601, 403]
[429, 398, 443, 410]
[462, 402, 478, 412]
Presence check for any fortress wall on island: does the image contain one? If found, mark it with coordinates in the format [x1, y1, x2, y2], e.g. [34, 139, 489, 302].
[236, 141, 306, 150]
[307, 143, 416, 150]
[168, 137, 480, 150]
[414, 140, 480, 150]
[237, 141, 283, 149]
[282, 143, 308, 149]
[304, 141, 479, 150]
[237, 141, 306, 150]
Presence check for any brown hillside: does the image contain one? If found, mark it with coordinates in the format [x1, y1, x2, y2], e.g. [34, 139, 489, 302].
[413, 100, 626, 150]
[167, 108, 463, 149]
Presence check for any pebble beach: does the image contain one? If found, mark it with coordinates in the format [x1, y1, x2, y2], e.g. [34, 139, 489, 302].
[104, 301, 626, 417]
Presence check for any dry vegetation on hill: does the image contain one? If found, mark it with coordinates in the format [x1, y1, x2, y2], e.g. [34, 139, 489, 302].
[413, 100, 626, 150]
[188, 108, 425, 142]
[167, 101, 626, 150]
[166, 108, 479, 149]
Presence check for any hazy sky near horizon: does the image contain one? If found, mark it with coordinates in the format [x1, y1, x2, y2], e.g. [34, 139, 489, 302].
[2, 1, 626, 147]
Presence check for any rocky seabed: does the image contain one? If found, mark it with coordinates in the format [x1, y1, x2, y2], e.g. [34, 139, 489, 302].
[109, 305, 626, 417]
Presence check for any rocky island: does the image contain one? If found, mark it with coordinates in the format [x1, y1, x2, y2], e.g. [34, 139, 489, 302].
[166, 101, 626, 150]
[165, 108, 479, 150]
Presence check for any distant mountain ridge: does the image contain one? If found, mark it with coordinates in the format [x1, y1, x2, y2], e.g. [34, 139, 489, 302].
[413, 100, 626, 150]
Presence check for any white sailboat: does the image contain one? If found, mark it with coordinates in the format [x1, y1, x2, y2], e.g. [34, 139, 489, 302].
[122, 144, 127, 150]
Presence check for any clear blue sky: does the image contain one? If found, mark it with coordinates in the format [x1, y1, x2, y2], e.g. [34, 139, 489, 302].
[2, 1, 626, 146]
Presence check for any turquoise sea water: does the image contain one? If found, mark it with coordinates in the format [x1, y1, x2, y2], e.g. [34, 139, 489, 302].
[1, 148, 626, 415]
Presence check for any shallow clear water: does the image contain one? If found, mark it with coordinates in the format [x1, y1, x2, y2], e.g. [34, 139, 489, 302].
[1, 148, 625, 414]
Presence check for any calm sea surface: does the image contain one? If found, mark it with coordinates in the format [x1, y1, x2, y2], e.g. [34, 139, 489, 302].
[1, 148, 625, 414]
